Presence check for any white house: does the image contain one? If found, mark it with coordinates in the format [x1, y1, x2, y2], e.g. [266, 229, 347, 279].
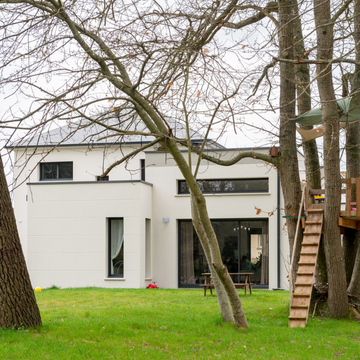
[10, 120, 294, 290]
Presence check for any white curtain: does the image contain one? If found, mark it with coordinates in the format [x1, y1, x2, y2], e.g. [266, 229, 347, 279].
[180, 222, 195, 284]
[111, 219, 124, 274]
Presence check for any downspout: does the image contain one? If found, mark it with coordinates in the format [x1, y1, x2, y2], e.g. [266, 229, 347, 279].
[277, 170, 281, 289]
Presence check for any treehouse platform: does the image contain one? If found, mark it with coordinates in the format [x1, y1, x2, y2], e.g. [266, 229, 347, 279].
[338, 177, 360, 230]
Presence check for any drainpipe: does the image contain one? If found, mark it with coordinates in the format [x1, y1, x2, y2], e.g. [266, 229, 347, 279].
[277, 170, 281, 289]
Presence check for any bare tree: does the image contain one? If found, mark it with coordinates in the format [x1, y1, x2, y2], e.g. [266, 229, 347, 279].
[2, 0, 358, 323]
[1, 0, 274, 328]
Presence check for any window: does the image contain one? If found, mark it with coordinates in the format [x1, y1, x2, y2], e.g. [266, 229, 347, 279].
[108, 218, 124, 277]
[40, 162, 73, 180]
[140, 159, 145, 181]
[145, 219, 151, 278]
[179, 219, 269, 287]
[178, 178, 269, 194]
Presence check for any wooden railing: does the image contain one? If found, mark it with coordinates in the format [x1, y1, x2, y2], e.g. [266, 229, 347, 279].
[341, 178, 360, 218]
[289, 183, 306, 302]
[288, 183, 323, 302]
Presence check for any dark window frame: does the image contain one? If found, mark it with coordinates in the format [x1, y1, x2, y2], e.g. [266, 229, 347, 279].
[178, 218, 269, 289]
[40, 162, 73, 181]
[140, 159, 145, 181]
[178, 178, 269, 194]
[108, 217, 124, 278]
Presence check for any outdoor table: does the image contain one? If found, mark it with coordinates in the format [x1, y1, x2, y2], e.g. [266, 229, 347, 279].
[200, 272, 253, 296]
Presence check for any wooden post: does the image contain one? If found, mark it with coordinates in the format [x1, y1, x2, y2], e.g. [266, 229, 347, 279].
[346, 178, 352, 218]
[304, 182, 309, 217]
[356, 178, 360, 218]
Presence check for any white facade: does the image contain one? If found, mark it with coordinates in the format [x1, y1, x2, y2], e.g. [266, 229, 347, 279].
[12, 142, 292, 290]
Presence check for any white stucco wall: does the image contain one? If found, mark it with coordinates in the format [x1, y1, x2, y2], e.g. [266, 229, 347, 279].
[25, 181, 152, 289]
[13, 144, 291, 290]
[145, 149, 282, 290]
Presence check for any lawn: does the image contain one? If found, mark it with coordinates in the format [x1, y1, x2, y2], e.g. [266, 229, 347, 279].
[0, 288, 359, 359]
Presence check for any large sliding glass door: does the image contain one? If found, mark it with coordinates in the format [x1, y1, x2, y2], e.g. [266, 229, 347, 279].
[179, 219, 269, 287]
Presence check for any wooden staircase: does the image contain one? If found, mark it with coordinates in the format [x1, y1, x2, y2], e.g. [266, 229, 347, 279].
[288, 203, 324, 328]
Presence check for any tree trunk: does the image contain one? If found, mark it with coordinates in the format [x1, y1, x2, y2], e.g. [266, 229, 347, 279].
[277, 0, 302, 289]
[344, 228, 359, 285]
[0, 154, 42, 328]
[191, 186, 248, 328]
[292, 1, 322, 193]
[348, 245, 360, 297]
[292, 2, 324, 286]
[314, 0, 348, 318]
[343, 122, 360, 285]
[166, 139, 248, 328]
[191, 195, 234, 323]
[316, 236, 328, 284]
[346, 0, 360, 296]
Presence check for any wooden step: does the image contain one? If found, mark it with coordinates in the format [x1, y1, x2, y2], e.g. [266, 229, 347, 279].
[297, 272, 314, 276]
[302, 242, 319, 246]
[305, 221, 322, 225]
[298, 262, 315, 266]
[300, 252, 317, 256]
[294, 283, 312, 286]
[292, 293, 310, 298]
[303, 232, 321, 236]
[291, 305, 308, 309]
[289, 316, 307, 320]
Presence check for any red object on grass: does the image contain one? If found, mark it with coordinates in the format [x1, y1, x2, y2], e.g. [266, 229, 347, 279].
[148, 284, 158, 289]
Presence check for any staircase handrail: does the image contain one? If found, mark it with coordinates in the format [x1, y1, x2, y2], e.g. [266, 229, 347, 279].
[289, 182, 307, 304]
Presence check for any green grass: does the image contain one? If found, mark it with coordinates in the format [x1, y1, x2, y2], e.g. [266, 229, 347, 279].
[0, 289, 359, 359]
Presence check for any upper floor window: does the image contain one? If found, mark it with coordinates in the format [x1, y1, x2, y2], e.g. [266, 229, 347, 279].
[178, 178, 269, 194]
[40, 162, 73, 180]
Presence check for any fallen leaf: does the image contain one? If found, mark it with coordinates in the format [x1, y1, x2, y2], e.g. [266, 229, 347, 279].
[168, 83, 173, 87]
[203, 49, 208, 54]
[197, 90, 200, 97]
[256, 208, 261, 215]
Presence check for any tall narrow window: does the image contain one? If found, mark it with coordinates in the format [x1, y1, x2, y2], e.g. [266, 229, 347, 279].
[145, 219, 152, 279]
[108, 218, 124, 277]
[140, 159, 145, 181]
